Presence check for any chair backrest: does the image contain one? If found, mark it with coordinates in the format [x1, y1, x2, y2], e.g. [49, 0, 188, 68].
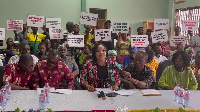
[0, 66, 5, 88]
[155, 60, 174, 89]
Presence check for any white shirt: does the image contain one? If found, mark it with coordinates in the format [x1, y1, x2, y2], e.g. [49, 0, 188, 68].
[8, 55, 39, 65]
[190, 34, 200, 55]
[154, 55, 168, 63]
[0, 60, 3, 66]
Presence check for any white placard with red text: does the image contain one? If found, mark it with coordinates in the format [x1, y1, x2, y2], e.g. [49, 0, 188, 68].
[131, 35, 149, 47]
[170, 36, 186, 47]
[151, 30, 168, 43]
[49, 28, 64, 39]
[182, 20, 198, 31]
[27, 15, 44, 27]
[67, 35, 84, 47]
[0, 28, 6, 40]
[7, 20, 23, 30]
[80, 12, 98, 26]
[46, 18, 61, 28]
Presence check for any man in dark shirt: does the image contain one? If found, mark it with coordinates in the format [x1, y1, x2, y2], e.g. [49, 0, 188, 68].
[101, 20, 118, 50]
[122, 51, 154, 89]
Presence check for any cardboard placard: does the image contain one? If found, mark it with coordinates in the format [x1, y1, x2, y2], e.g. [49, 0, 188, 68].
[46, 18, 61, 28]
[67, 35, 84, 47]
[27, 15, 44, 27]
[7, 20, 23, 30]
[151, 30, 168, 43]
[0, 28, 6, 40]
[112, 21, 129, 33]
[182, 20, 198, 31]
[80, 12, 98, 26]
[170, 36, 186, 47]
[131, 35, 149, 47]
[95, 29, 111, 41]
[49, 28, 64, 39]
[154, 19, 169, 30]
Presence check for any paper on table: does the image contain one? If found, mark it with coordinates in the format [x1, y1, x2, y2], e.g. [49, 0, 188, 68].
[54, 89, 72, 94]
[114, 90, 138, 96]
[36, 88, 56, 94]
[96, 88, 112, 94]
[140, 89, 162, 96]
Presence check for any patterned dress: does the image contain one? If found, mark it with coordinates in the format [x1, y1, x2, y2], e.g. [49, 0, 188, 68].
[81, 59, 121, 88]
[32, 60, 74, 89]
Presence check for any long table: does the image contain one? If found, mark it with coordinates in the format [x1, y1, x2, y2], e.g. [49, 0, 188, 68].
[4, 90, 200, 111]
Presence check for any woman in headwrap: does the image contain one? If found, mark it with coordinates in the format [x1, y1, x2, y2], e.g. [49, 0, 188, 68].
[185, 46, 195, 69]
[122, 46, 138, 67]
[108, 50, 121, 70]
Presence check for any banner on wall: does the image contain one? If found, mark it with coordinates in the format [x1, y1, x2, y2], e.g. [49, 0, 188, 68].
[154, 19, 169, 30]
[80, 12, 98, 26]
[0, 28, 6, 40]
[67, 35, 84, 47]
[7, 20, 23, 30]
[49, 28, 64, 39]
[27, 15, 44, 27]
[151, 30, 168, 43]
[46, 18, 61, 28]
[182, 20, 198, 31]
[170, 36, 186, 47]
[131, 35, 149, 47]
[112, 21, 129, 33]
[95, 29, 111, 41]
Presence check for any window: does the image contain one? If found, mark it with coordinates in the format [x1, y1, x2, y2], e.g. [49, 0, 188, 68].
[175, 6, 200, 36]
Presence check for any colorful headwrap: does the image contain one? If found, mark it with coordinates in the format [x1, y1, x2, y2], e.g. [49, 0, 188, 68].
[108, 50, 117, 56]
[130, 46, 138, 52]
[185, 47, 194, 53]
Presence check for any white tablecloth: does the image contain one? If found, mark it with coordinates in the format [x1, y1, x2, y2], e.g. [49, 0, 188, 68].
[5, 90, 200, 111]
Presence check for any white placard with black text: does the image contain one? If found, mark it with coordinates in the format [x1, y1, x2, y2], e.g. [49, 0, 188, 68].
[95, 29, 111, 41]
[112, 21, 129, 33]
[46, 18, 61, 28]
[154, 19, 169, 30]
[80, 12, 98, 26]
[151, 30, 168, 43]
[68, 35, 84, 47]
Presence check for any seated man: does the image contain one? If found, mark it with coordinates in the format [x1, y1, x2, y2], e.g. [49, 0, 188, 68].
[122, 51, 154, 89]
[152, 43, 168, 63]
[32, 49, 74, 89]
[3, 53, 34, 90]
[8, 43, 39, 65]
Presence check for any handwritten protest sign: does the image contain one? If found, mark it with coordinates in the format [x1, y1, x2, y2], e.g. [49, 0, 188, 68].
[95, 29, 111, 41]
[151, 30, 168, 43]
[131, 35, 149, 47]
[27, 15, 44, 27]
[112, 21, 129, 33]
[182, 20, 198, 31]
[154, 19, 169, 30]
[0, 28, 6, 40]
[170, 36, 186, 47]
[46, 18, 61, 28]
[80, 12, 98, 26]
[67, 35, 84, 47]
[7, 20, 23, 30]
[49, 28, 64, 39]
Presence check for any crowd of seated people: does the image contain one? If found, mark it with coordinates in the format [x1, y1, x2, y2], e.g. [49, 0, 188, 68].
[0, 19, 200, 92]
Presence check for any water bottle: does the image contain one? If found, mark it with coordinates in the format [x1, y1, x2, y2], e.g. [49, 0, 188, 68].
[1, 86, 7, 105]
[178, 86, 184, 104]
[183, 88, 190, 107]
[44, 83, 50, 103]
[39, 90, 46, 110]
[0, 90, 5, 110]
[5, 82, 11, 100]
[173, 84, 180, 101]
